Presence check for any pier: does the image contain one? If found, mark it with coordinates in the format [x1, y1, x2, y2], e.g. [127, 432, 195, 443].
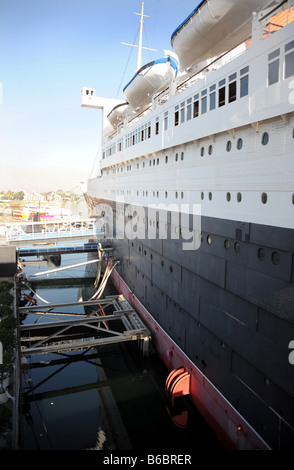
[19, 295, 151, 357]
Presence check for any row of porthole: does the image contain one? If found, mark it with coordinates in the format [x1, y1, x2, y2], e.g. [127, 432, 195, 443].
[200, 132, 270, 156]
[205, 235, 280, 264]
[201, 191, 269, 204]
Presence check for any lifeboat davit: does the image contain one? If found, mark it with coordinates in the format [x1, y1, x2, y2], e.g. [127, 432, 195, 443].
[171, 0, 274, 71]
[123, 56, 178, 111]
[107, 102, 129, 128]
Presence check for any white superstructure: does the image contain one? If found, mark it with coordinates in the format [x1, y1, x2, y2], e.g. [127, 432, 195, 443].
[83, 1, 294, 229]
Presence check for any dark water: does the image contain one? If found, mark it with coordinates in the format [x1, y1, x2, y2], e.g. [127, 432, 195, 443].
[19, 252, 223, 452]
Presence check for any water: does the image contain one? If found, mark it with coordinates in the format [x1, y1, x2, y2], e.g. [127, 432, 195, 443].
[19, 251, 224, 452]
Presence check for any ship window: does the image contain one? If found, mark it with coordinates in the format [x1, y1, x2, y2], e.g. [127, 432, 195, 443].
[175, 152, 178, 161]
[208, 145, 213, 155]
[187, 98, 192, 120]
[201, 192, 204, 200]
[148, 122, 151, 138]
[201, 89, 207, 114]
[164, 111, 168, 130]
[180, 102, 185, 123]
[261, 192, 268, 204]
[210, 84, 216, 110]
[229, 73, 237, 103]
[237, 192, 242, 202]
[268, 49, 280, 85]
[165, 155, 168, 163]
[218, 79, 226, 107]
[226, 140, 232, 152]
[237, 138, 243, 150]
[155, 118, 159, 135]
[240, 66, 249, 97]
[285, 41, 294, 78]
[193, 94, 199, 118]
[174, 105, 179, 126]
[262, 132, 269, 145]
[226, 192, 231, 201]
[200, 146, 205, 157]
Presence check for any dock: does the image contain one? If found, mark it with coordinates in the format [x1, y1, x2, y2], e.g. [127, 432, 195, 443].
[19, 295, 151, 357]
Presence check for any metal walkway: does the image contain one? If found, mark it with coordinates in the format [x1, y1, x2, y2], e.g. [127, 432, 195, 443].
[19, 295, 151, 357]
[18, 241, 99, 257]
[6, 218, 103, 245]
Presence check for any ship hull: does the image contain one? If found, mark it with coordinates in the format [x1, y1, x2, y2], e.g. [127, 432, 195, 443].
[84, 193, 294, 450]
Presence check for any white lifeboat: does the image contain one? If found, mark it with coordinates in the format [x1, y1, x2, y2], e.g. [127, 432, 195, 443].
[171, 0, 275, 71]
[107, 102, 129, 128]
[123, 56, 178, 111]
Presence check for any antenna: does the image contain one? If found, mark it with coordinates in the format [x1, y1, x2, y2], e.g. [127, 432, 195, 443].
[121, 2, 157, 72]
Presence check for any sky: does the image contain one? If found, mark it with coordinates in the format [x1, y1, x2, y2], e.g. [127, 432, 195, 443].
[0, 0, 197, 194]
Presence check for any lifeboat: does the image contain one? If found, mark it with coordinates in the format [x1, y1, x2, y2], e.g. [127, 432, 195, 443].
[171, 0, 274, 71]
[107, 101, 129, 128]
[123, 56, 178, 111]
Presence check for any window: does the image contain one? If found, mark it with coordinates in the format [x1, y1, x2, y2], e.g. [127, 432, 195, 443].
[155, 117, 159, 135]
[201, 89, 207, 114]
[226, 140, 232, 152]
[262, 132, 269, 145]
[209, 84, 216, 110]
[268, 49, 280, 85]
[187, 98, 192, 120]
[164, 111, 168, 131]
[240, 66, 249, 97]
[229, 73, 237, 103]
[174, 105, 179, 126]
[285, 40, 294, 79]
[193, 94, 199, 118]
[237, 138, 243, 150]
[180, 102, 185, 123]
[218, 79, 226, 107]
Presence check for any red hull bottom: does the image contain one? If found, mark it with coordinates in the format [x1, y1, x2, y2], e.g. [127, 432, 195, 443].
[110, 266, 270, 450]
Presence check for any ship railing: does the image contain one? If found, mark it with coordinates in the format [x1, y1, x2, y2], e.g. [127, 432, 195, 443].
[5, 217, 101, 243]
[259, 0, 294, 39]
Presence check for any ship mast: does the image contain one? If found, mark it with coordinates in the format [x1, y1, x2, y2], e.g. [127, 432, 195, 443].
[121, 1, 157, 72]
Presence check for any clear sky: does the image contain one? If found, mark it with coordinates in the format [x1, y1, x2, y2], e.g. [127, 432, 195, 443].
[0, 0, 196, 194]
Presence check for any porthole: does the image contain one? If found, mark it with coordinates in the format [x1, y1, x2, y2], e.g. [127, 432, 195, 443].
[175, 191, 178, 199]
[161, 260, 164, 267]
[175, 153, 178, 161]
[201, 192, 204, 200]
[226, 192, 231, 202]
[207, 235, 212, 245]
[165, 155, 168, 163]
[165, 191, 168, 198]
[272, 251, 280, 265]
[237, 192, 242, 202]
[261, 132, 269, 146]
[258, 248, 265, 261]
[208, 192, 212, 200]
[181, 152, 184, 160]
[226, 140, 232, 152]
[224, 239, 230, 250]
[200, 147, 205, 157]
[261, 192, 268, 204]
[234, 241, 240, 253]
[208, 145, 213, 155]
[181, 192, 184, 199]
[237, 138, 243, 150]
[292, 194, 294, 205]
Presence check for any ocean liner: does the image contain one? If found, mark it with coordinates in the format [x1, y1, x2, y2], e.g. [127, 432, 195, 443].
[81, 0, 294, 450]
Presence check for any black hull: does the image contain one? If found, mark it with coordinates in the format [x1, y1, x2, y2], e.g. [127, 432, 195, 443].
[86, 194, 294, 449]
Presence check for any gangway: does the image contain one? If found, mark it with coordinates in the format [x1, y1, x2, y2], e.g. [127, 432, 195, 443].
[5, 218, 103, 245]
